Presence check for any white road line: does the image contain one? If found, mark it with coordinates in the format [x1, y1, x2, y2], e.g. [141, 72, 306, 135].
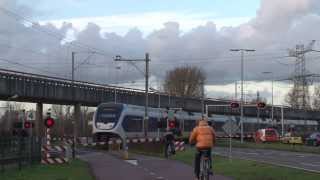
[213, 152, 320, 174]
[301, 163, 320, 167]
[125, 159, 138, 166]
[149, 172, 156, 175]
[155, 177, 165, 179]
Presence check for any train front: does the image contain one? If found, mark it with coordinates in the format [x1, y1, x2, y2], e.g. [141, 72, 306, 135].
[92, 103, 124, 141]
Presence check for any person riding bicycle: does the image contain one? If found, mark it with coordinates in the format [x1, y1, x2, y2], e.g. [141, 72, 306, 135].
[189, 117, 216, 180]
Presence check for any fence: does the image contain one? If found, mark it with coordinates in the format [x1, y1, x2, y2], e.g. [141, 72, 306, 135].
[0, 136, 41, 173]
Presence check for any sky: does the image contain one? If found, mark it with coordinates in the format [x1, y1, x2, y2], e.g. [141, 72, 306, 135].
[1, 0, 320, 106]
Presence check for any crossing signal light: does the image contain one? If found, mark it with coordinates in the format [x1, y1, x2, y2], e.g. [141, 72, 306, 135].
[168, 120, 176, 129]
[257, 102, 266, 109]
[44, 117, 55, 128]
[24, 121, 33, 129]
[230, 102, 240, 109]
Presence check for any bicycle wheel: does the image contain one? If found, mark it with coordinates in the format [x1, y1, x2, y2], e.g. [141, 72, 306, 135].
[165, 143, 171, 158]
[200, 158, 210, 180]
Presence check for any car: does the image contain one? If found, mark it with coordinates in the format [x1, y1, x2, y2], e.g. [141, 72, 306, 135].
[305, 132, 320, 146]
[281, 132, 303, 144]
[255, 128, 279, 143]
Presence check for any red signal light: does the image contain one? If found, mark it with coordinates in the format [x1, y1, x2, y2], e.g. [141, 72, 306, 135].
[257, 102, 266, 109]
[168, 120, 175, 129]
[230, 102, 240, 109]
[24, 121, 32, 129]
[44, 117, 55, 128]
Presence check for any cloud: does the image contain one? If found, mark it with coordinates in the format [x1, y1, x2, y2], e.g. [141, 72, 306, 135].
[1, 0, 320, 104]
[39, 11, 250, 36]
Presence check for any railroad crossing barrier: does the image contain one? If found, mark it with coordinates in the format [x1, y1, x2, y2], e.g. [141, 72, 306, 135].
[41, 144, 71, 164]
[174, 141, 185, 151]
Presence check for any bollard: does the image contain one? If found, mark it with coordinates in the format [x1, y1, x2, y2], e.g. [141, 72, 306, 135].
[123, 146, 129, 160]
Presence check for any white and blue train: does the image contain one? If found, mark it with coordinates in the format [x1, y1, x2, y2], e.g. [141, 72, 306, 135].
[92, 102, 319, 141]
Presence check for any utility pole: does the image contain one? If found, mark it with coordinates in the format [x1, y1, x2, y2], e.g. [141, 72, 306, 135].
[235, 81, 238, 100]
[145, 53, 150, 136]
[71, 51, 76, 159]
[262, 71, 274, 124]
[288, 40, 315, 109]
[114, 53, 150, 137]
[201, 79, 205, 117]
[257, 91, 260, 129]
[230, 48, 255, 143]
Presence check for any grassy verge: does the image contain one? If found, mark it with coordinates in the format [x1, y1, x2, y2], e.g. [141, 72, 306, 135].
[216, 139, 320, 154]
[0, 160, 94, 180]
[174, 148, 320, 180]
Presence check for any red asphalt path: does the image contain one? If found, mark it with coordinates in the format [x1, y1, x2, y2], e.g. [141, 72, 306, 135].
[78, 149, 233, 180]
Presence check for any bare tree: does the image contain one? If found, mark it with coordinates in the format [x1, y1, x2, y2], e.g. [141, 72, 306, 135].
[285, 87, 311, 109]
[163, 66, 206, 97]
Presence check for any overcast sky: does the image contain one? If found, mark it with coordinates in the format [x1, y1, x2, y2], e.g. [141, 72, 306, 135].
[1, 0, 320, 105]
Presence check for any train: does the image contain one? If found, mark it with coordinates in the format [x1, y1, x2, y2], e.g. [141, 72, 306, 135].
[92, 102, 319, 141]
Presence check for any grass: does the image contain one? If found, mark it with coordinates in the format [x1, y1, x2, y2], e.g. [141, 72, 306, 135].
[216, 139, 320, 154]
[174, 148, 320, 180]
[0, 160, 94, 180]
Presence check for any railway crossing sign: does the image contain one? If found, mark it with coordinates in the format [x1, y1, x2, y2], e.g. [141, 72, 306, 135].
[222, 119, 239, 135]
[222, 119, 239, 162]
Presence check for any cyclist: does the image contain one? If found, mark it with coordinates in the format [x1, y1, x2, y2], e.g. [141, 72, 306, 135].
[189, 117, 216, 180]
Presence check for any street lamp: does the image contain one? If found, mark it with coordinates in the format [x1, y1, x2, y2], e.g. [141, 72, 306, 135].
[262, 71, 274, 125]
[230, 48, 255, 143]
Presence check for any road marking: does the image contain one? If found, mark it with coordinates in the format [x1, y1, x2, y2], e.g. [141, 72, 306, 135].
[301, 163, 320, 167]
[155, 177, 165, 179]
[213, 152, 320, 174]
[125, 159, 138, 166]
[235, 152, 259, 155]
[149, 172, 156, 175]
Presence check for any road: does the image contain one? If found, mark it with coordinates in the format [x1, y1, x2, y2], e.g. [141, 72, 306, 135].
[77, 148, 233, 180]
[213, 147, 320, 173]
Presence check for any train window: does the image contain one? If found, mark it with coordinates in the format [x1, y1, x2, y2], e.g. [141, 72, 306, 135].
[148, 117, 158, 132]
[96, 106, 121, 129]
[122, 115, 143, 132]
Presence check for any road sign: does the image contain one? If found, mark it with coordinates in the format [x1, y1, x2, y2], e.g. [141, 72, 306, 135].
[222, 119, 239, 135]
[27, 111, 35, 121]
[167, 110, 175, 120]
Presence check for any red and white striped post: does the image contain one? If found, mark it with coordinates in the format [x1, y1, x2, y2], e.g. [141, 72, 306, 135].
[46, 127, 51, 159]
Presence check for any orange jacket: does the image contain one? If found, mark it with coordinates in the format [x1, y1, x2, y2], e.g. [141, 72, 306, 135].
[189, 120, 216, 149]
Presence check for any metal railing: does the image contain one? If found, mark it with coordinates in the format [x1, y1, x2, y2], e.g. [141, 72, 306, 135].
[0, 136, 41, 172]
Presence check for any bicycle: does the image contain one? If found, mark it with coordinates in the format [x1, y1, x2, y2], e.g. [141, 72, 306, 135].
[199, 150, 212, 180]
[164, 140, 175, 158]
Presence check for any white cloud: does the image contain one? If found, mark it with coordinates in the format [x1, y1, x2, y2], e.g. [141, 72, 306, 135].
[40, 11, 250, 36]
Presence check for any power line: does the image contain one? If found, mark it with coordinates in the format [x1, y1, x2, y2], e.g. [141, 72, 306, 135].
[0, 57, 68, 77]
[0, 43, 70, 61]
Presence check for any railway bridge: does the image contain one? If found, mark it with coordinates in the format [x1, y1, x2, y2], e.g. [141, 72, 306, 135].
[0, 68, 319, 136]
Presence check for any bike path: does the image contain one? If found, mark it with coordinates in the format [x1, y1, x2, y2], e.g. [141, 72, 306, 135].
[78, 149, 233, 180]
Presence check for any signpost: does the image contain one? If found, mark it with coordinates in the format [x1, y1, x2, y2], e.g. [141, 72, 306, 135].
[222, 119, 239, 162]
